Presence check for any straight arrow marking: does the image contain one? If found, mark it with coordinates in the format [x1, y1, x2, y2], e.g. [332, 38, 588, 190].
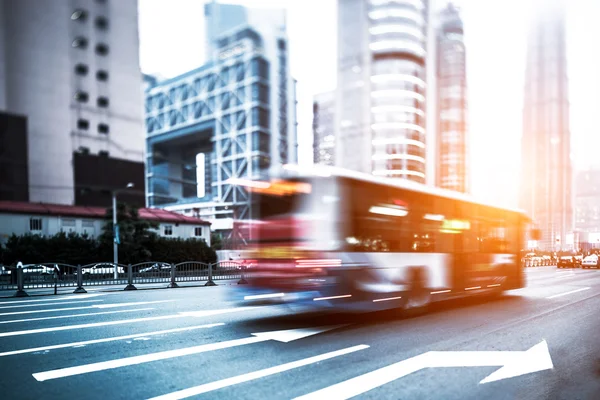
[32, 325, 345, 382]
[147, 345, 370, 400]
[294, 340, 553, 400]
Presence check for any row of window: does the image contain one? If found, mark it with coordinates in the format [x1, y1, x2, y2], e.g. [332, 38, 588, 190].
[77, 119, 109, 134]
[71, 9, 109, 30]
[74, 92, 109, 107]
[75, 64, 109, 81]
[72, 38, 109, 55]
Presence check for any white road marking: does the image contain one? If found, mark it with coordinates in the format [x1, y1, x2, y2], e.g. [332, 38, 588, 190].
[546, 287, 591, 299]
[0, 300, 103, 310]
[32, 325, 345, 381]
[0, 323, 224, 357]
[0, 307, 247, 338]
[373, 296, 402, 303]
[147, 345, 370, 400]
[244, 293, 285, 300]
[0, 308, 155, 325]
[431, 290, 451, 295]
[0, 300, 174, 316]
[295, 341, 553, 399]
[0, 294, 106, 305]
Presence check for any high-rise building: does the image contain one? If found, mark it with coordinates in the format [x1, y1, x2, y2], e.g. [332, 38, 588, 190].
[145, 2, 297, 234]
[313, 91, 335, 166]
[574, 169, 600, 234]
[435, 3, 468, 193]
[335, 0, 430, 184]
[520, 0, 572, 250]
[0, 0, 146, 207]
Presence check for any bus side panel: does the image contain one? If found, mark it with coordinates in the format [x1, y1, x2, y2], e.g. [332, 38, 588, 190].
[336, 252, 453, 292]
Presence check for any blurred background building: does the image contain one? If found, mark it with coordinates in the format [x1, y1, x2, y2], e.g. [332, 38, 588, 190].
[144, 1, 298, 235]
[520, 0, 573, 250]
[0, 0, 146, 207]
[335, 0, 429, 184]
[574, 168, 600, 250]
[312, 91, 335, 166]
[435, 3, 468, 193]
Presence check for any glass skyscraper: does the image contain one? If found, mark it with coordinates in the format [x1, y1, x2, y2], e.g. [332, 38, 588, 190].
[520, 0, 573, 250]
[336, 0, 429, 184]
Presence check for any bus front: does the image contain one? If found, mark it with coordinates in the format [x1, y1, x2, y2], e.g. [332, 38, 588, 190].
[231, 175, 348, 308]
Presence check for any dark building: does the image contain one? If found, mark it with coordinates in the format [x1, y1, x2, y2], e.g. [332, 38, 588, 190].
[73, 152, 145, 208]
[0, 112, 29, 202]
[436, 3, 468, 193]
[520, 0, 572, 250]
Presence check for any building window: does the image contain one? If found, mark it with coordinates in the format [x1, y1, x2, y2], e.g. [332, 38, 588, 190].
[99, 150, 109, 157]
[97, 97, 109, 107]
[77, 119, 90, 130]
[96, 70, 109, 81]
[95, 16, 109, 30]
[72, 37, 88, 49]
[164, 225, 173, 236]
[30, 218, 42, 232]
[74, 91, 89, 103]
[98, 123, 109, 134]
[71, 9, 88, 21]
[194, 227, 203, 237]
[95, 43, 109, 55]
[74, 64, 89, 76]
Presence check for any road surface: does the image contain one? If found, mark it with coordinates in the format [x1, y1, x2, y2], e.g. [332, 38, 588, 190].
[0, 266, 598, 399]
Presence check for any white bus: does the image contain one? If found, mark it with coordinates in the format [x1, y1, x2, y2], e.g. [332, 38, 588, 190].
[231, 165, 530, 313]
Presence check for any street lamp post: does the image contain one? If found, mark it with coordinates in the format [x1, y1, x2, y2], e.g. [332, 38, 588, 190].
[112, 182, 135, 279]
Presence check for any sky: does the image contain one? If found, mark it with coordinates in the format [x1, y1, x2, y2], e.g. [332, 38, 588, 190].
[138, 0, 600, 208]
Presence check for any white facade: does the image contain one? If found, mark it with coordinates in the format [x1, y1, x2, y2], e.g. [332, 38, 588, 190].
[0, 212, 211, 245]
[0, 0, 145, 205]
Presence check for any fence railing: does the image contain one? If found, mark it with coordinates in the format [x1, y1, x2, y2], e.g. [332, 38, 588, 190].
[0, 261, 249, 296]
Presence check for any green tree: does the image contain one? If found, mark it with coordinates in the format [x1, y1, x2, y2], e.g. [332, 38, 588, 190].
[98, 203, 158, 264]
[211, 232, 223, 250]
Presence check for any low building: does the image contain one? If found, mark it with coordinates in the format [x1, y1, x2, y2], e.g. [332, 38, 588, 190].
[0, 201, 211, 246]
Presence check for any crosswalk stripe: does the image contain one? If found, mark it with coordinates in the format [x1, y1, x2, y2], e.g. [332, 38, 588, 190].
[0, 300, 175, 317]
[0, 300, 103, 310]
[0, 323, 224, 357]
[0, 307, 155, 325]
[147, 345, 370, 400]
[0, 307, 246, 338]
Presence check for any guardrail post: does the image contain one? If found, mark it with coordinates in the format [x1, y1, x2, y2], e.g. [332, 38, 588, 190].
[238, 264, 248, 285]
[204, 263, 216, 286]
[14, 261, 29, 297]
[73, 264, 87, 293]
[53, 267, 58, 295]
[167, 263, 179, 288]
[124, 264, 137, 291]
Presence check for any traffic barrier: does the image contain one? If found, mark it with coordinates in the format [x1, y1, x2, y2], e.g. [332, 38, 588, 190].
[124, 264, 137, 291]
[73, 265, 87, 293]
[14, 261, 29, 297]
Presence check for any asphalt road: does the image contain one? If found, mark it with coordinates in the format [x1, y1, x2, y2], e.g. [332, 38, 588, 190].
[0, 266, 599, 399]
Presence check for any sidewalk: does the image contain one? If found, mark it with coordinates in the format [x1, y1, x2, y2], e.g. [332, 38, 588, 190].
[0, 279, 243, 299]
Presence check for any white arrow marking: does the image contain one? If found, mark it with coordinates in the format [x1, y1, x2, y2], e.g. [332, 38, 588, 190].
[0, 307, 155, 325]
[295, 340, 553, 400]
[33, 325, 346, 381]
[0, 300, 103, 309]
[0, 323, 224, 357]
[0, 300, 175, 317]
[148, 345, 370, 400]
[0, 307, 248, 338]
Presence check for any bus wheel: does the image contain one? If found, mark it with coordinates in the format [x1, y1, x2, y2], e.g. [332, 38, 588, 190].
[402, 267, 431, 316]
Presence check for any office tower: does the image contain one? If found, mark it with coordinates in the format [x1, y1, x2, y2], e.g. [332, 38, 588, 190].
[335, 0, 429, 184]
[145, 2, 297, 234]
[313, 91, 335, 166]
[520, 0, 572, 250]
[0, 0, 146, 206]
[436, 2, 468, 193]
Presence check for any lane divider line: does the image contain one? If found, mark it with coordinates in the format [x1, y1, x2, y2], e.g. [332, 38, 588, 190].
[0, 300, 103, 310]
[0, 300, 175, 317]
[546, 287, 591, 299]
[0, 323, 224, 357]
[0, 308, 155, 325]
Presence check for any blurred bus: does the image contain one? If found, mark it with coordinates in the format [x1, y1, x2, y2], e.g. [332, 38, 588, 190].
[230, 165, 530, 313]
